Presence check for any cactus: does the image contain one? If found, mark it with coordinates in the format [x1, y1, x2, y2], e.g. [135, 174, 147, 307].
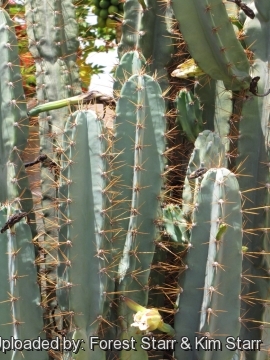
[0, 8, 47, 359]
[0, 6, 38, 235]
[24, 0, 82, 216]
[138, 0, 174, 92]
[171, 0, 251, 90]
[0, 205, 47, 360]
[57, 109, 113, 360]
[233, 10, 270, 355]
[117, 0, 142, 58]
[175, 168, 243, 360]
[195, 79, 232, 151]
[110, 73, 168, 357]
[113, 50, 148, 95]
[24, 0, 83, 336]
[2, 1, 270, 359]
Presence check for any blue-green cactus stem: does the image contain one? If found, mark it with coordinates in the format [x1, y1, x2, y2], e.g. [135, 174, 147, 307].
[138, 0, 174, 92]
[0, 8, 35, 232]
[113, 50, 148, 96]
[195, 79, 232, 151]
[25, 0, 82, 318]
[25, 2, 82, 244]
[25, 0, 82, 191]
[1, 150, 34, 218]
[194, 77, 217, 131]
[172, 0, 251, 90]
[212, 81, 232, 150]
[186, 130, 226, 171]
[0, 206, 48, 360]
[112, 74, 166, 358]
[117, 74, 166, 287]
[196, 78, 232, 137]
[57, 110, 112, 360]
[0, 8, 29, 159]
[25, 0, 78, 62]
[110, 78, 142, 265]
[174, 168, 242, 360]
[111, 73, 166, 277]
[117, 0, 143, 58]
[25, 0, 81, 98]
[182, 130, 226, 220]
[254, 0, 270, 22]
[235, 12, 270, 355]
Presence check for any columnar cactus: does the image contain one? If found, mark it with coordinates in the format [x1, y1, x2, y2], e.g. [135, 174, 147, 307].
[2, 1, 270, 360]
[24, 0, 83, 333]
[172, 0, 251, 90]
[0, 8, 33, 212]
[0, 8, 46, 359]
[0, 206, 47, 360]
[111, 74, 168, 352]
[234, 7, 270, 352]
[57, 110, 112, 360]
[138, 0, 174, 92]
[175, 168, 243, 360]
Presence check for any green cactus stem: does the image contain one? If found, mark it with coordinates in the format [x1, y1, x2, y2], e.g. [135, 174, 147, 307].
[27, 91, 116, 117]
[25, 0, 83, 324]
[172, 0, 251, 90]
[174, 88, 204, 143]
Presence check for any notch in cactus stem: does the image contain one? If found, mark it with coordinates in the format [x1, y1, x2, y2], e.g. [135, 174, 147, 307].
[122, 296, 175, 336]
